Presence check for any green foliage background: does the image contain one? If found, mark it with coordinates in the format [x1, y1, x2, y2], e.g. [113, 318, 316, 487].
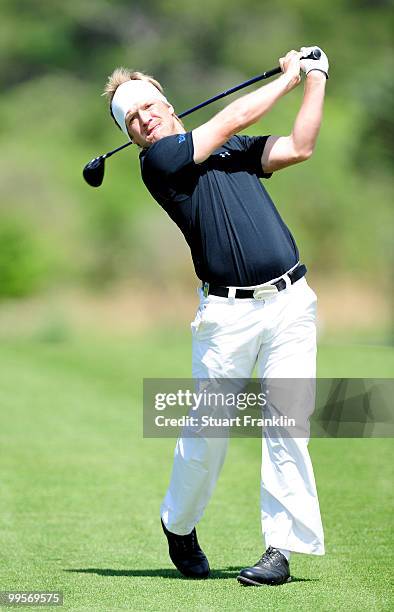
[1, 6, 393, 608]
[0, 0, 392, 295]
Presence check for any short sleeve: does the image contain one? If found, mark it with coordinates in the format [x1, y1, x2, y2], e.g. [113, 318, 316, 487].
[232, 134, 272, 179]
[140, 132, 194, 178]
[140, 132, 199, 204]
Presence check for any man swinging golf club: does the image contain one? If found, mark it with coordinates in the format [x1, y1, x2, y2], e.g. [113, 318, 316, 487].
[103, 46, 328, 586]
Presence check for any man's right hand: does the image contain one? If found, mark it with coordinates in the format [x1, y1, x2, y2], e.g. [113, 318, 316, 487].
[279, 50, 302, 92]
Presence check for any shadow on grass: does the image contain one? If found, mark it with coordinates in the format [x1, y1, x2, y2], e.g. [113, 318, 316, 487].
[64, 567, 238, 580]
[64, 568, 319, 583]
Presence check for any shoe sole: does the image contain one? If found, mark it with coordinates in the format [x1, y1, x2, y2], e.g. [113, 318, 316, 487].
[177, 568, 210, 579]
[237, 575, 291, 587]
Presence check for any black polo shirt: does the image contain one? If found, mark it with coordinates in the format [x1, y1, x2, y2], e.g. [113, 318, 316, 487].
[140, 131, 299, 286]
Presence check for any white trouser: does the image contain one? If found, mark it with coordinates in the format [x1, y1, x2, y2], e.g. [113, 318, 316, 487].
[161, 277, 325, 555]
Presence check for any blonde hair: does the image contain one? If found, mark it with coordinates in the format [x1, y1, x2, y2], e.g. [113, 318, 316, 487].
[103, 67, 183, 132]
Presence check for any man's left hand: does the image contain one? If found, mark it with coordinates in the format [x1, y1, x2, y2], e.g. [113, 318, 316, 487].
[300, 46, 329, 79]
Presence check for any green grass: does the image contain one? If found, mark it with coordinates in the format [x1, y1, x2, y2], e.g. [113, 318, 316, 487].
[0, 329, 393, 611]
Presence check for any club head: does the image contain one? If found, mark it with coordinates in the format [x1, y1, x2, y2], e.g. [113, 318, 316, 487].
[83, 156, 105, 187]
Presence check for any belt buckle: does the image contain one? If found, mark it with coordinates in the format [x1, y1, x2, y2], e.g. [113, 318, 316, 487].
[253, 285, 278, 300]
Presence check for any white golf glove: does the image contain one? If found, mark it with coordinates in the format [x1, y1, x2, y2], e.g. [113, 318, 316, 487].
[300, 46, 329, 78]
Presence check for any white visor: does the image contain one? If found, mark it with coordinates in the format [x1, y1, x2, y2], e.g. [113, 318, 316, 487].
[111, 80, 170, 137]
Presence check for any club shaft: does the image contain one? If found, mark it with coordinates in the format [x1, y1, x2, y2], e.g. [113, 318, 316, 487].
[104, 141, 133, 159]
[177, 51, 320, 119]
[179, 67, 281, 118]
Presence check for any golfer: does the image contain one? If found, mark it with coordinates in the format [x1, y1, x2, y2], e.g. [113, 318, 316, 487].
[104, 46, 328, 586]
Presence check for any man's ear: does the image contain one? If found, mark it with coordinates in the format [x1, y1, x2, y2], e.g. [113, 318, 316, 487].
[167, 104, 175, 115]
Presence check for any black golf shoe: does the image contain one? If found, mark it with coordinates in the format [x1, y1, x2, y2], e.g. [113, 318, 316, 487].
[237, 546, 291, 586]
[161, 519, 210, 579]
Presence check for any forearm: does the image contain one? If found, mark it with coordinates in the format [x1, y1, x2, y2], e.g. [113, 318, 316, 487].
[215, 72, 298, 136]
[291, 71, 326, 157]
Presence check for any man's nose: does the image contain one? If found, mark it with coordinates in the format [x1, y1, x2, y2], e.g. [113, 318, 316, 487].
[139, 110, 151, 125]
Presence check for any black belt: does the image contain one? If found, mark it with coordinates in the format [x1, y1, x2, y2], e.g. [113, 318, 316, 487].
[203, 264, 307, 299]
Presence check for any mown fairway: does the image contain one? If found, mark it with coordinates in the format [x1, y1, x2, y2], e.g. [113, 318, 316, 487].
[1, 329, 393, 611]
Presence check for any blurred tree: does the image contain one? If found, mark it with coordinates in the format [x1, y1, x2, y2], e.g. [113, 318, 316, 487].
[353, 61, 394, 174]
[0, 219, 50, 297]
[0, 0, 392, 298]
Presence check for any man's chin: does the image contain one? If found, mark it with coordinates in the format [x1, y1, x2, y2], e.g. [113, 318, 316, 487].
[150, 128, 166, 143]
[145, 127, 171, 146]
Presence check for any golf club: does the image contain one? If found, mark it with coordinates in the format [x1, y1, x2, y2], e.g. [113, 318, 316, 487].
[83, 48, 321, 187]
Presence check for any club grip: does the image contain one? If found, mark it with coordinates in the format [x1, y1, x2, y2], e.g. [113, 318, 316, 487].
[302, 48, 321, 60]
